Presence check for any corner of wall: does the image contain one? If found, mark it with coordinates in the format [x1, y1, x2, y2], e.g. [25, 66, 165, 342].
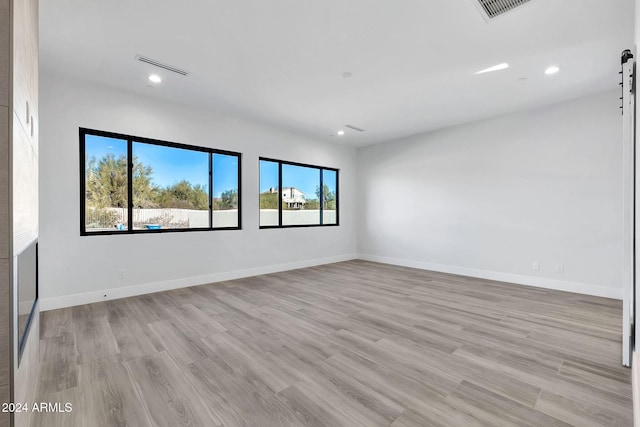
[357, 252, 622, 300]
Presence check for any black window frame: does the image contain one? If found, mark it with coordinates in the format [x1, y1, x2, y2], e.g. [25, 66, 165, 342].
[259, 157, 339, 229]
[80, 127, 242, 236]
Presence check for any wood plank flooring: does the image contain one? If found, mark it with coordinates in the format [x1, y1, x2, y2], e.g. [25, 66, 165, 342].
[32, 260, 632, 426]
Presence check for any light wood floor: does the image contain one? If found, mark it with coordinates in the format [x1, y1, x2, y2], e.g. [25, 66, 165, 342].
[33, 260, 631, 426]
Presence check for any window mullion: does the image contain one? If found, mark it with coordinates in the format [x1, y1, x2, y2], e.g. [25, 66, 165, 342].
[237, 154, 242, 230]
[278, 162, 283, 227]
[127, 139, 133, 231]
[209, 153, 213, 229]
[319, 168, 324, 225]
[80, 129, 86, 235]
[336, 170, 339, 226]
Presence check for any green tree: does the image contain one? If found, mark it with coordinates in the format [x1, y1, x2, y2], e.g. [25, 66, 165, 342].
[316, 184, 336, 209]
[155, 180, 209, 210]
[260, 191, 278, 209]
[214, 189, 238, 210]
[86, 154, 159, 209]
[133, 156, 158, 208]
[86, 153, 128, 208]
[305, 199, 319, 210]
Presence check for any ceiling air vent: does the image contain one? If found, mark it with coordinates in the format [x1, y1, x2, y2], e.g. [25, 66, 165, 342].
[135, 54, 190, 76]
[473, 0, 531, 20]
[345, 124, 366, 132]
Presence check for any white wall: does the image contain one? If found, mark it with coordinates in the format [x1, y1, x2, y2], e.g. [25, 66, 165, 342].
[39, 69, 623, 307]
[39, 71, 357, 310]
[357, 90, 623, 299]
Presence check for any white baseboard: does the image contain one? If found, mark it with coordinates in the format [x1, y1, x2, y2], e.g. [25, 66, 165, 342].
[40, 252, 621, 311]
[40, 253, 358, 311]
[358, 254, 623, 300]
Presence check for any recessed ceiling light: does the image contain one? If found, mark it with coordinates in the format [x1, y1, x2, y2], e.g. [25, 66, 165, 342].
[148, 74, 162, 83]
[337, 130, 345, 136]
[545, 66, 560, 75]
[342, 72, 352, 78]
[475, 63, 509, 74]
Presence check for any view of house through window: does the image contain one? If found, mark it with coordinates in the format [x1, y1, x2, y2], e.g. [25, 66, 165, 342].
[282, 164, 320, 226]
[259, 158, 339, 228]
[81, 129, 241, 234]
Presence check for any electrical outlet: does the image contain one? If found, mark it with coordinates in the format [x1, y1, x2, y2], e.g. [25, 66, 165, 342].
[118, 269, 126, 280]
[532, 261, 540, 270]
[556, 265, 564, 273]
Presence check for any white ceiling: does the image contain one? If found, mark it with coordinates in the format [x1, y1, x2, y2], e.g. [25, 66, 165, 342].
[40, 0, 634, 146]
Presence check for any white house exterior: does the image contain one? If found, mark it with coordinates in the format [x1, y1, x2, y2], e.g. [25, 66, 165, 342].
[281, 187, 306, 209]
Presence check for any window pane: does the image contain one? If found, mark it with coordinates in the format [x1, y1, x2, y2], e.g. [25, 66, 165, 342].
[322, 169, 337, 225]
[282, 164, 320, 226]
[259, 160, 279, 226]
[84, 135, 128, 232]
[132, 142, 209, 230]
[213, 153, 239, 228]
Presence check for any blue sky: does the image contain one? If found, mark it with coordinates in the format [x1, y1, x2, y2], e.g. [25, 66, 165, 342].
[283, 164, 320, 196]
[323, 169, 337, 195]
[85, 135, 238, 197]
[85, 135, 127, 159]
[260, 160, 336, 198]
[260, 160, 279, 193]
[213, 154, 239, 198]
[132, 142, 209, 189]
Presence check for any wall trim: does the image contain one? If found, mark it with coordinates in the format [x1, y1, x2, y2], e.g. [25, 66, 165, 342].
[40, 251, 622, 311]
[358, 254, 623, 300]
[40, 253, 358, 311]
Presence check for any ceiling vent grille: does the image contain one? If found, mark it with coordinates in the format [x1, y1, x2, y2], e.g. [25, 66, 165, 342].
[345, 124, 366, 132]
[135, 54, 190, 76]
[474, 0, 531, 20]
